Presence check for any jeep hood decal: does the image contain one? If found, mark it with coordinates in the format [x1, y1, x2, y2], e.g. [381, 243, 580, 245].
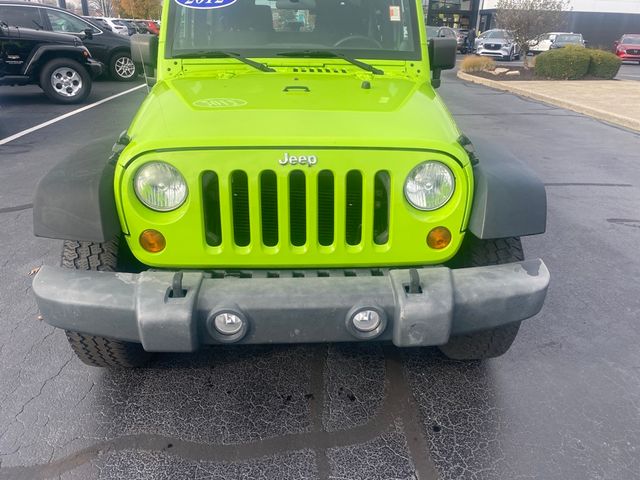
[127, 74, 462, 154]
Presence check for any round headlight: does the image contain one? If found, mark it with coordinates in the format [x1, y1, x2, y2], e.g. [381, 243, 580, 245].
[134, 162, 188, 212]
[404, 161, 455, 211]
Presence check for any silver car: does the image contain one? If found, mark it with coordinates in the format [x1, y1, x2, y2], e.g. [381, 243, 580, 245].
[475, 29, 521, 61]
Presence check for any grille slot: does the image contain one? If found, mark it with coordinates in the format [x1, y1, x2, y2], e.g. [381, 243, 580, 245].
[317, 170, 335, 246]
[260, 171, 279, 247]
[202, 171, 222, 247]
[231, 171, 250, 247]
[289, 171, 307, 246]
[373, 171, 390, 245]
[345, 170, 363, 246]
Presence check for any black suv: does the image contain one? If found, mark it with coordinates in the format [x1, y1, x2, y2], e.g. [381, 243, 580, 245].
[0, 1, 137, 81]
[0, 21, 101, 103]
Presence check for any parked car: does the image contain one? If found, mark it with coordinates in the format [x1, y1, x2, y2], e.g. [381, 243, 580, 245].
[86, 16, 128, 36]
[32, 0, 549, 368]
[475, 29, 520, 61]
[614, 34, 640, 64]
[145, 20, 159, 35]
[426, 25, 457, 41]
[528, 32, 566, 54]
[120, 19, 147, 35]
[0, 22, 101, 103]
[549, 33, 585, 49]
[456, 28, 469, 52]
[0, 1, 137, 81]
[83, 17, 112, 32]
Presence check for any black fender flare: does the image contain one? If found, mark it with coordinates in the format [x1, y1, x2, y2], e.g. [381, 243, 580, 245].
[33, 135, 126, 243]
[464, 136, 547, 239]
[24, 44, 87, 76]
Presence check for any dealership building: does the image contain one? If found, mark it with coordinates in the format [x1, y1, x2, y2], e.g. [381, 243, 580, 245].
[424, 0, 640, 46]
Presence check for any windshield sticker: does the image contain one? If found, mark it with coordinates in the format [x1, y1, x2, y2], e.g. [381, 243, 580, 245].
[175, 0, 237, 9]
[389, 6, 401, 22]
[194, 98, 247, 108]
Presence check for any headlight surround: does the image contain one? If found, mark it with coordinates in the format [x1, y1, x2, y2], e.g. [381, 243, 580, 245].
[134, 161, 188, 212]
[404, 161, 455, 211]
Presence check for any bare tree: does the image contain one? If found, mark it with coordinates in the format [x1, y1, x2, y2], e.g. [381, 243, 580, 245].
[89, 0, 114, 16]
[495, 0, 571, 66]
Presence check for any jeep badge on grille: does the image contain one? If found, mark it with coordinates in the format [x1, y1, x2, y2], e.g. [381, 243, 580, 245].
[279, 153, 317, 167]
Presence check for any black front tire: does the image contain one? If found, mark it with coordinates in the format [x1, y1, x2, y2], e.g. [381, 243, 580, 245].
[439, 235, 524, 361]
[109, 52, 137, 81]
[39, 58, 91, 104]
[61, 239, 151, 368]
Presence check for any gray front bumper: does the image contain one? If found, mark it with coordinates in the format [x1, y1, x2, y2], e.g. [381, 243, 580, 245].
[33, 260, 549, 352]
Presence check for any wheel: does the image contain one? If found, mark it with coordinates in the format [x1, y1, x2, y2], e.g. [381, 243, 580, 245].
[439, 235, 524, 361]
[39, 58, 91, 104]
[109, 51, 137, 81]
[61, 238, 152, 367]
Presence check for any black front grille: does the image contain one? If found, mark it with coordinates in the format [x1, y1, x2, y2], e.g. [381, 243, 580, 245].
[202, 168, 391, 249]
[484, 43, 502, 50]
[628, 49, 640, 55]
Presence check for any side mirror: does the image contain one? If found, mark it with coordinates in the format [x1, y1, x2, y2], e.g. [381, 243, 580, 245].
[613, 40, 619, 47]
[131, 34, 158, 86]
[83, 28, 93, 40]
[428, 37, 456, 89]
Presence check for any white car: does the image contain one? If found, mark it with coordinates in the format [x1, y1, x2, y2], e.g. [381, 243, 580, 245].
[87, 17, 129, 36]
[528, 32, 569, 54]
[475, 29, 521, 61]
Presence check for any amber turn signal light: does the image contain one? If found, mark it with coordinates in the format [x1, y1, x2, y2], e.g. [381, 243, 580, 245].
[140, 229, 166, 253]
[427, 227, 451, 250]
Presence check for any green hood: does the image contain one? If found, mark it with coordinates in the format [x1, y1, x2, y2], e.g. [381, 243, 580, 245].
[125, 73, 464, 159]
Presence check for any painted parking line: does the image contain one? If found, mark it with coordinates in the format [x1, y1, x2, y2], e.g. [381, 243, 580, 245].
[0, 84, 146, 146]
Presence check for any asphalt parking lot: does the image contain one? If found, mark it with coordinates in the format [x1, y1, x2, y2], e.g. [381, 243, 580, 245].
[1, 72, 639, 479]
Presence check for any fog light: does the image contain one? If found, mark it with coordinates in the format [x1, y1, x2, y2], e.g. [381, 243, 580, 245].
[352, 310, 382, 332]
[427, 227, 451, 250]
[214, 313, 244, 335]
[139, 229, 166, 253]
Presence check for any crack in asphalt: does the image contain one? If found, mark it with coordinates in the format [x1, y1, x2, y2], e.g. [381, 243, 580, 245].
[0, 204, 33, 215]
[0, 349, 440, 480]
[607, 218, 640, 229]
[545, 183, 633, 187]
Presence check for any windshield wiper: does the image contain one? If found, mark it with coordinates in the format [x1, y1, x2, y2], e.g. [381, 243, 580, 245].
[172, 50, 275, 72]
[276, 50, 384, 75]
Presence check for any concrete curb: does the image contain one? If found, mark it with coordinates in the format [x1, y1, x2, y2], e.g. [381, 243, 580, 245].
[457, 71, 640, 132]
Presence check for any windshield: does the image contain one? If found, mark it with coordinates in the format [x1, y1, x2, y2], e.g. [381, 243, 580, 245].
[621, 36, 640, 45]
[556, 34, 581, 43]
[167, 0, 420, 60]
[482, 30, 508, 39]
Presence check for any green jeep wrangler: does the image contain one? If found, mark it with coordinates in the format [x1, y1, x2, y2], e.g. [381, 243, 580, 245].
[32, 0, 549, 368]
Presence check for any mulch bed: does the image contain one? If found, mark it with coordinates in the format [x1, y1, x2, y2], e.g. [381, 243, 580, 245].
[468, 66, 537, 81]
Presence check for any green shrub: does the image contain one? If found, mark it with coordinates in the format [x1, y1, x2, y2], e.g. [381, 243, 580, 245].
[587, 50, 622, 79]
[460, 55, 496, 73]
[535, 46, 591, 80]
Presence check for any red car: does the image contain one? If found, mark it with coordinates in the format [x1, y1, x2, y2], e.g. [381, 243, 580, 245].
[614, 34, 640, 64]
[145, 20, 160, 36]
